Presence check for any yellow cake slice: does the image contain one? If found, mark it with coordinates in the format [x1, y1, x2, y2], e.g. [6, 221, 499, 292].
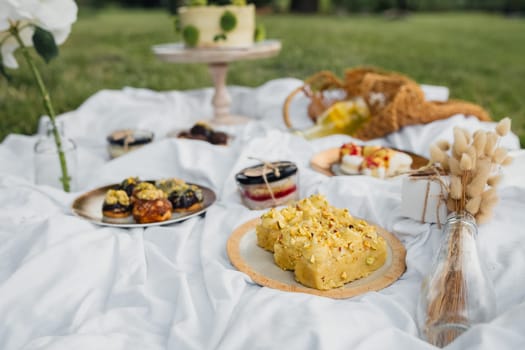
[255, 194, 387, 290]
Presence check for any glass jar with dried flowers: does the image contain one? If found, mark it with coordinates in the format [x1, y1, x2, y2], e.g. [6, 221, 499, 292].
[417, 118, 513, 347]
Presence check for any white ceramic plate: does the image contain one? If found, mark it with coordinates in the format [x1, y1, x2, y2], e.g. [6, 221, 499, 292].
[310, 147, 428, 177]
[72, 182, 216, 228]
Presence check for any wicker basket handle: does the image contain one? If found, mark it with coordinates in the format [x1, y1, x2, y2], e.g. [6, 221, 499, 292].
[282, 86, 306, 129]
[283, 71, 346, 130]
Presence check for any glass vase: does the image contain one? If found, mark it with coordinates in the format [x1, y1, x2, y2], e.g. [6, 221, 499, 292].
[34, 119, 77, 191]
[417, 212, 496, 347]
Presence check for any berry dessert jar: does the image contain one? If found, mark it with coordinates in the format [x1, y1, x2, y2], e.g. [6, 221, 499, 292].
[107, 129, 154, 158]
[235, 161, 299, 210]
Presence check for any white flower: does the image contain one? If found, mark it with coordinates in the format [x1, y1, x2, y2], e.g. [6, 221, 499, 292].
[1, 24, 33, 68]
[0, 0, 14, 31]
[0, 0, 78, 68]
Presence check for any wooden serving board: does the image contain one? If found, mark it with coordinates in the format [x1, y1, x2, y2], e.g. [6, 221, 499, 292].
[226, 218, 406, 299]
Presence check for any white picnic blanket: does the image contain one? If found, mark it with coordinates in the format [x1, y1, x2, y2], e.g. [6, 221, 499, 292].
[0, 78, 524, 350]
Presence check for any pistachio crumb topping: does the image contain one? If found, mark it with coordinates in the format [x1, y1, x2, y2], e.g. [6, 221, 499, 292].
[133, 182, 156, 193]
[136, 189, 167, 200]
[155, 178, 186, 193]
[259, 194, 380, 251]
[105, 189, 130, 206]
[256, 194, 388, 290]
[123, 177, 138, 185]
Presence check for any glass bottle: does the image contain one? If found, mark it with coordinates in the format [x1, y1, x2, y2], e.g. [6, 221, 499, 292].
[34, 119, 77, 191]
[294, 98, 370, 140]
[417, 212, 496, 347]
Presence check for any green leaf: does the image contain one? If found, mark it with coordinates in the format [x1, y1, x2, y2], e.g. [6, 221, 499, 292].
[182, 25, 200, 47]
[254, 24, 266, 42]
[213, 33, 227, 42]
[0, 61, 11, 81]
[220, 11, 237, 32]
[32, 26, 59, 63]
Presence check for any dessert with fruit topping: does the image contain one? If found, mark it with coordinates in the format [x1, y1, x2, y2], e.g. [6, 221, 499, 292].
[339, 142, 412, 178]
[107, 129, 153, 158]
[256, 194, 387, 290]
[235, 161, 298, 210]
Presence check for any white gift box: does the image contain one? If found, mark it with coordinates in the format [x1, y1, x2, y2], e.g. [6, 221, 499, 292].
[401, 174, 449, 224]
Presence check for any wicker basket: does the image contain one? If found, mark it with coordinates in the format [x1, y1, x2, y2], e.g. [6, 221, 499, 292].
[283, 67, 491, 140]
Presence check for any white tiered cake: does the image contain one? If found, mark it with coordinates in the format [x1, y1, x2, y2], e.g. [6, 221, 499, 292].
[178, 4, 255, 48]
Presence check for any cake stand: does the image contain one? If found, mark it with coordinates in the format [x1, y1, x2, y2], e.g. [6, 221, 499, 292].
[152, 40, 282, 125]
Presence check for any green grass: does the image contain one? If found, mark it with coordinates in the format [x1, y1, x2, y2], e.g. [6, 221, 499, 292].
[1, 9, 524, 146]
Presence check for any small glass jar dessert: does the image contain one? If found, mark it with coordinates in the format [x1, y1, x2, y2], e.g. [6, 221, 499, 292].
[107, 129, 154, 158]
[235, 161, 299, 210]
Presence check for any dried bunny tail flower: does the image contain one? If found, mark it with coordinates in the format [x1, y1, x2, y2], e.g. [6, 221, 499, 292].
[440, 156, 450, 172]
[477, 188, 499, 219]
[448, 156, 462, 176]
[487, 175, 502, 187]
[460, 153, 473, 171]
[473, 130, 483, 138]
[449, 175, 463, 200]
[502, 155, 513, 166]
[485, 132, 498, 157]
[436, 140, 450, 151]
[476, 211, 493, 224]
[430, 145, 446, 164]
[466, 147, 477, 170]
[466, 174, 487, 198]
[465, 196, 482, 215]
[479, 197, 498, 223]
[496, 117, 511, 137]
[461, 128, 473, 145]
[492, 147, 508, 164]
[481, 187, 498, 201]
[473, 131, 487, 156]
[447, 197, 458, 212]
[473, 158, 492, 178]
[453, 127, 469, 157]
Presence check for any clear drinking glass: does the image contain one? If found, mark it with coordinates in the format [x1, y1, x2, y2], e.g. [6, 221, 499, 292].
[417, 212, 496, 347]
[34, 119, 77, 191]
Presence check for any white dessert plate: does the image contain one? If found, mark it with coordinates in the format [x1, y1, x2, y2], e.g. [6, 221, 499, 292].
[226, 218, 406, 299]
[310, 147, 428, 177]
[166, 128, 234, 146]
[71, 182, 216, 228]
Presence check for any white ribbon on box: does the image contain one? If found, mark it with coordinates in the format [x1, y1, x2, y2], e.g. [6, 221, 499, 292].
[401, 174, 449, 225]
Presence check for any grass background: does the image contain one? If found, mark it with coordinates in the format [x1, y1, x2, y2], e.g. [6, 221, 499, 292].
[1, 9, 524, 145]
